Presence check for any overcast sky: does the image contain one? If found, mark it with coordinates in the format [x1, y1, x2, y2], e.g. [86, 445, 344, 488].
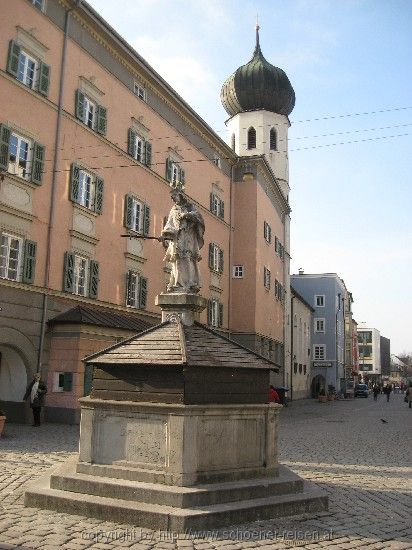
[88, 0, 412, 354]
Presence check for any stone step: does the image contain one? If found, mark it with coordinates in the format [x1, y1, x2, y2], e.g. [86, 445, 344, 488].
[25, 463, 328, 532]
[50, 462, 304, 508]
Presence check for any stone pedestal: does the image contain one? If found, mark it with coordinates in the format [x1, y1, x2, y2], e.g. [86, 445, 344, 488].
[78, 398, 280, 486]
[155, 293, 207, 325]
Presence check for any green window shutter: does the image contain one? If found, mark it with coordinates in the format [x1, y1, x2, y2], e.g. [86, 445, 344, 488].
[70, 163, 80, 203]
[208, 243, 214, 269]
[124, 194, 134, 229]
[83, 364, 93, 396]
[180, 167, 185, 187]
[166, 158, 172, 182]
[139, 276, 148, 309]
[96, 105, 107, 135]
[210, 193, 214, 212]
[75, 89, 85, 121]
[0, 124, 11, 171]
[63, 372, 73, 392]
[219, 200, 225, 220]
[63, 251, 75, 293]
[31, 142, 45, 185]
[127, 128, 137, 157]
[125, 271, 132, 306]
[218, 303, 224, 328]
[219, 248, 224, 274]
[89, 260, 99, 299]
[143, 204, 150, 236]
[275, 236, 279, 254]
[37, 61, 50, 96]
[144, 142, 152, 167]
[268, 226, 272, 243]
[94, 176, 104, 214]
[207, 300, 213, 325]
[7, 40, 21, 78]
[22, 240, 37, 284]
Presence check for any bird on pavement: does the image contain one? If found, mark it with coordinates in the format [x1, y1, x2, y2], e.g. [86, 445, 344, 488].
[380, 419, 388, 423]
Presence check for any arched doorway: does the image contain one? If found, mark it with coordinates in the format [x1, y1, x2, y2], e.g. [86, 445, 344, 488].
[0, 345, 28, 401]
[311, 374, 326, 398]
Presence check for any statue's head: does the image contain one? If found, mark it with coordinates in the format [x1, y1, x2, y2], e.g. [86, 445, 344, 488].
[171, 189, 186, 205]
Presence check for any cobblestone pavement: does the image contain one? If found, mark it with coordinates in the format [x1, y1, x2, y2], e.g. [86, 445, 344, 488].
[0, 394, 411, 550]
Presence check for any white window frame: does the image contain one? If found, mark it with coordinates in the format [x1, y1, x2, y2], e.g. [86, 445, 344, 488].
[0, 233, 23, 281]
[314, 345, 326, 360]
[9, 132, 33, 180]
[133, 134, 145, 163]
[17, 49, 39, 89]
[130, 197, 144, 233]
[78, 169, 95, 210]
[315, 294, 325, 307]
[210, 299, 220, 328]
[134, 82, 147, 101]
[314, 318, 325, 333]
[212, 244, 220, 272]
[127, 271, 141, 309]
[74, 255, 89, 297]
[83, 96, 96, 129]
[212, 155, 221, 168]
[171, 162, 180, 185]
[232, 265, 244, 279]
[53, 372, 65, 392]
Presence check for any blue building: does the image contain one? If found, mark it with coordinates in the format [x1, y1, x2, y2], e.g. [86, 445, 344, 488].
[290, 272, 351, 396]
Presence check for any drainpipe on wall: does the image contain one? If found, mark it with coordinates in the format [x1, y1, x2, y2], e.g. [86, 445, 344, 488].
[36, 2, 79, 373]
[290, 293, 294, 401]
[227, 158, 239, 340]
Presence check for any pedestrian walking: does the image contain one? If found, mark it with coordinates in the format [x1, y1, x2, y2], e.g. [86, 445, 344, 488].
[383, 384, 392, 403]
[23, 373, 47, 426]
[407, 385, 412, 409]
[373, 384, 380, 401]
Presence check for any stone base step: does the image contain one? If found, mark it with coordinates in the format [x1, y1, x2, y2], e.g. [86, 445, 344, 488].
[25, 460, 328, 531]
[51, 461, 303, 508]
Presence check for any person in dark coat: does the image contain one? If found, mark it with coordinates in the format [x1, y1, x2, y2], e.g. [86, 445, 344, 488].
[23, 373, 47, 426]
[382, 384, 392, 402]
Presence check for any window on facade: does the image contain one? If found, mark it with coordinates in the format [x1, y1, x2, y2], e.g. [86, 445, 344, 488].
[63, 252, 99, 298]
[293, 362, 297, 374]
[8, 133, 32, 180]
[299, 364, 302, 374]
[124, 195, 150, 235]
[70, 164, 104, 214]
[275, 279, 283, 301]
[134, 82, 147, 101]
[303, 365, 307, 375]
[315, 318, 325, 333]
[166, 158, 185, 189]
[209, 243, 224, 273]
[127, 128, 152, 167]
[210, 193, 224, 219]
[358, 331, 372, 344]
[315, 294, 325, 307]
[208, 299, 223, 328]
[263, 221, 271, 243]
[31, 0, 45, 9]
[126, 271, 148, 309]
[270, 128, 277, 150]
[75, 90, 107, 135]
[7, 41, 50, 96]
[232, 265, 244, 278]
[314, 345, 326, 360]
[247, 127, 256, 149]
[275, 236, 284, 259]
[212, 155, 221, 168]
[53, 372, 73, 393]
[264, 267, 271, 290]
[359, 345, 372, 358]
[0, 234, 23, 281]
[231, 133, 236, 151]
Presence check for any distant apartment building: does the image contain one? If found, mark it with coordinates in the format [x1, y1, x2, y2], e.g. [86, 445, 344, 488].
[0, 0, 294, 422]
[290, 272, 353, 395]
[351, 318, 360, 382]
[290, 285, 313, 399]
[357, 326, 381, 382]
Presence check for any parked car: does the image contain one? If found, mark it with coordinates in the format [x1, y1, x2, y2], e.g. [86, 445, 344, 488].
[354, 384, 369, 398]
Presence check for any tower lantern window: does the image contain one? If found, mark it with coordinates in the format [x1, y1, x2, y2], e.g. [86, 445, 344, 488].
[247, 127, 256, 149]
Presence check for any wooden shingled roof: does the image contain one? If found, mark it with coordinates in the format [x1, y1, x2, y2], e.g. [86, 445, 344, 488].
[85, 316, 279, 371]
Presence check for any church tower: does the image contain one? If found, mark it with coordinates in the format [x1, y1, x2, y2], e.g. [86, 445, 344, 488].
[221, 25, 295, 388]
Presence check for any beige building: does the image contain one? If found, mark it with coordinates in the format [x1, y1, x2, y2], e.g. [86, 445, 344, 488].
[290, 286, 313, 399]
[0, 0, 293, 422]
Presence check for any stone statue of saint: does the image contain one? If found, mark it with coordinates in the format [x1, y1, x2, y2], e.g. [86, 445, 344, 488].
[162, 190, 205, 294]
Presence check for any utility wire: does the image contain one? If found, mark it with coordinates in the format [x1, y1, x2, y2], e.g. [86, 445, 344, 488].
[38, 132, 410, 175]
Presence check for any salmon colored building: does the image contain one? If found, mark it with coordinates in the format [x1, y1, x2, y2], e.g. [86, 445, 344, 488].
[0, 0, 294, 422]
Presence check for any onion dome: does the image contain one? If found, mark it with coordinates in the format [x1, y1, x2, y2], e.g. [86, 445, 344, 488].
[221, 25, 295, 117]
